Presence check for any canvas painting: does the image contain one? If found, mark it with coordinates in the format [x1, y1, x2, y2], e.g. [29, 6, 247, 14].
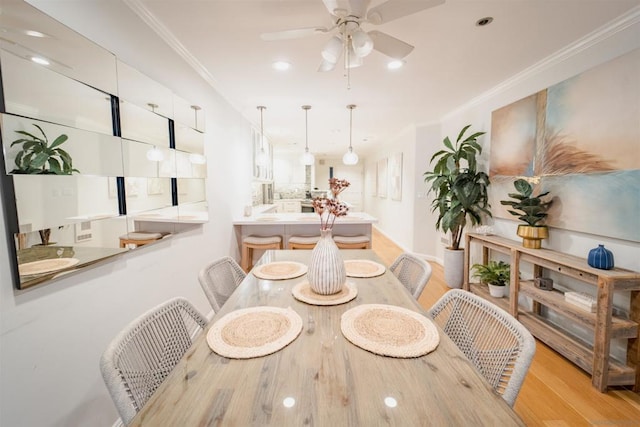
[489, 48, 640, 242]
[377, 158, 388, 198]
[388, 153, 403, 201]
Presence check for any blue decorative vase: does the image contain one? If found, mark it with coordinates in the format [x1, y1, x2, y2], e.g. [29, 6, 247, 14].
[587, 245, 614, 270]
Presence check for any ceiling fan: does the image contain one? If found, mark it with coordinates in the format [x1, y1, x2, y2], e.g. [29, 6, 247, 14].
[260, 0, 445, 72]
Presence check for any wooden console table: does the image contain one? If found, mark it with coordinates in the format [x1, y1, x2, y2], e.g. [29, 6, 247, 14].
[463, 233, 640, 392]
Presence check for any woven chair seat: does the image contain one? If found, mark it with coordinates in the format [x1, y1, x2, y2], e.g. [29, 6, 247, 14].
[241, 235, 283, 271]
[288, 235, 321, 245]
[333, 234, 370, 249]
[243, 235, 282, 245]
[390, 253, 432, 299]
[119, 232, 163, 240]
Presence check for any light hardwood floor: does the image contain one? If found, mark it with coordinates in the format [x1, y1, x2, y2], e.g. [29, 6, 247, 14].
[371, 228, 640, 427]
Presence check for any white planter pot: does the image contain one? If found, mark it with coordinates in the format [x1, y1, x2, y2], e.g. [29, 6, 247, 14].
[488, 284, 506, 298]
[443, 248, 464, 289]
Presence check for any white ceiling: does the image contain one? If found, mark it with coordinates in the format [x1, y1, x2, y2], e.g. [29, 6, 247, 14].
[32, 0, 640, 158]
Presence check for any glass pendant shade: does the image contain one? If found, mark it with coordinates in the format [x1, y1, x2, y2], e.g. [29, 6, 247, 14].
[301, 149, 315, 166]
[146, 147, 164, 162]
[346, 44, 363, 69]
[342, 147, 359, 165]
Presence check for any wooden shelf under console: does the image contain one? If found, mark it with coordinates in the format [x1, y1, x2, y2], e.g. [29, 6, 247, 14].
[464, 233, 640, 392]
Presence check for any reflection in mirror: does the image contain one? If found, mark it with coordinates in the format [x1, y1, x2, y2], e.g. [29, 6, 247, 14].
[0, 0, 118, 94]
[0, 49, 114, 135]
[127, 206, 180, 237]
[177, 201, 209, 223]
[15, 216, 128, 289]
[174, 150, 207, 178]
[119, 101, 170, 147]
[116, 60, 173, 119]
[13, 175, 120, 232]
[173, 94, 204, 131]
[2, 114, 123, 176]
[174, 123, 204, 154]
[177, 178, 206, 205]
[122, 177, 173, 215]
[122, 139, 171, 178]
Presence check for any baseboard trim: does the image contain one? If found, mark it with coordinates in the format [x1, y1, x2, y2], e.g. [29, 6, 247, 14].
[373, 225, 443, 266]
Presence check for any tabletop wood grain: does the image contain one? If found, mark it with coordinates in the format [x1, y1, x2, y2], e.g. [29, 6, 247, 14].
[130, 250, 524, 426]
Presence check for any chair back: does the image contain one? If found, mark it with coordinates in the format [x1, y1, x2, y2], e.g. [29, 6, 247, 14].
[198, 256, 246, 311]
[428, 289, 536, 406]
[389, 253, 432, 299]
[100, 297, 207, 424]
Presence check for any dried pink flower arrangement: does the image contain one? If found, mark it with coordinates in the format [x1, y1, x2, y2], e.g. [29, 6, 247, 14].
[312, 178, 350, 230]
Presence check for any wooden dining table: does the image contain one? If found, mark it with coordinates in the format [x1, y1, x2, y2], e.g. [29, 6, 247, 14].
[130, 250, 524, 426]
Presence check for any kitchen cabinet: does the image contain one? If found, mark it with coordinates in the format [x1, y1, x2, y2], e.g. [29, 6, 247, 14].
[275, 200, 301, 213]
[463, 233, 640, 391]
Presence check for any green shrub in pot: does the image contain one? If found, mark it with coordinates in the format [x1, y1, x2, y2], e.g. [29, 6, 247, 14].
[500, 178, 553, 249]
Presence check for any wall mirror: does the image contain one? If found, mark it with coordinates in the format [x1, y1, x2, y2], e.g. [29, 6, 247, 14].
[0, 0, 208, 289]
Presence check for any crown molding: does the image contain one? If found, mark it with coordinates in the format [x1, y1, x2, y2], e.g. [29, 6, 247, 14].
[442, 6, 640, 122]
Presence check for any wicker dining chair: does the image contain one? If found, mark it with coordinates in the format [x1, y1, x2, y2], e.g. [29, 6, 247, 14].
[100, 297, 208, 425]
[428, 289, 536, 406]
[389, 252, 432, 299]
[198, 256, 246, 312]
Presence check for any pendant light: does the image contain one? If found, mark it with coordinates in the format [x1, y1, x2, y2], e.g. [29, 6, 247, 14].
[342, 104, 359, 165]
[256, 105, 268, 166]
[300, 105, 315, 166]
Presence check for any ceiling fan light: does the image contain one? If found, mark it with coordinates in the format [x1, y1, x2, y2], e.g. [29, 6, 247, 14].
[321, 35, 343, 63]
[352, 29, 373, 57]
[342, 147, 359, 165]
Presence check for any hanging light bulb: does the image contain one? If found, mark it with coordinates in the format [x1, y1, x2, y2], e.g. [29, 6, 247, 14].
[351, 28, 373, 57]
[300, 105, 315, 166]
[346, 42, 363, 69]
[342, 104, 359, 165]
[257, 106, 269, 166]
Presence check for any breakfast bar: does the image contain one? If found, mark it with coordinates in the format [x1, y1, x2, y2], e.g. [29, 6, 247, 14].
[233, 211, 378, 250]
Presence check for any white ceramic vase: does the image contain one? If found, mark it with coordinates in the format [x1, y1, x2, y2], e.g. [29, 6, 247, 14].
[307, 229, 346, 295]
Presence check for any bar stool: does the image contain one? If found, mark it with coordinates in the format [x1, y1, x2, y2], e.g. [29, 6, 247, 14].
[333, 234, 371, 249]
[288, 235, 320, 250]
[241, 235, 283, 272]
[119, 231, 164, 248]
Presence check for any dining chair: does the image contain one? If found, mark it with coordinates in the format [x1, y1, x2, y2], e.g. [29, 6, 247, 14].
[427, 289, 536, 407]
[389, 252, 432, 299]
[100, 297, 208, 425]
[198, 256, 246, 311]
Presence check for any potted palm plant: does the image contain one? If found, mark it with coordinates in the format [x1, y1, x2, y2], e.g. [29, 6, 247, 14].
[500, 178, 553, 249]
[472, 260, 510, 298]
[423, 125, 491, 288]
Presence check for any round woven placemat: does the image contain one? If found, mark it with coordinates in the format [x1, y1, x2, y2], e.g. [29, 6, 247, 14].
[292, 281, 357, 306]
[341, 304, 439, 358]
[207, 306, 303, 358]
[344, 259, 386, 278]
[252, 261, 308, 280]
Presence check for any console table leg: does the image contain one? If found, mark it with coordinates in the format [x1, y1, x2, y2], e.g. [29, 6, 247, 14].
[593, 277, 614, 392]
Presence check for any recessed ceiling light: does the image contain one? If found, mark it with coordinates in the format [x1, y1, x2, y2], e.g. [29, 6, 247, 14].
[30, 56, 50, 65]
[24, 30, 48, 38]
[387, 60, 404, 70]
[476, 17, 493, 27]
[272, 61, 291, 71]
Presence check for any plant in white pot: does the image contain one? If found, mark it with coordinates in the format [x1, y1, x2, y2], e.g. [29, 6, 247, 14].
[472, 260, 510, 298]
[423, 125, 491, 288]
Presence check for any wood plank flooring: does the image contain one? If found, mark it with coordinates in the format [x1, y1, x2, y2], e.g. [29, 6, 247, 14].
[371, 227, 640, 426]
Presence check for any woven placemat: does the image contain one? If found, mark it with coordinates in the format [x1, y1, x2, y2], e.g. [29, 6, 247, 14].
[252, 261, 308, 280]
[207, 306, 303, 359]
[344, 259, 386, 278]
[19, 258, 80, 276]
[292, 281, 357, 306]
[341, 304, 439, 358]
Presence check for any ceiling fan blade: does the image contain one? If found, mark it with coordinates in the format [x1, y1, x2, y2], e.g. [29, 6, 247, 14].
[369, 30, 414, 59]
[318, 58, 337, 72]
[349, 0, 371, 18]
[260, 27, 329, 41]
[322, 0, 350, 17]
[366, 0, 445, 25]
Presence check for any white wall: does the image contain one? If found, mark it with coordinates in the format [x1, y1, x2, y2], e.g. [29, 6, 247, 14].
[0, 2, 254, 426]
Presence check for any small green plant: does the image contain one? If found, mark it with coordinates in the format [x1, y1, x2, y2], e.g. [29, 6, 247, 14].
[10, 124, 78, 174]
[472, 260, 510, 286]
[500, 178, 552, 226]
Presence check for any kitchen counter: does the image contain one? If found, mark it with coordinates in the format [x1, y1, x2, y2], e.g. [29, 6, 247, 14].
[233, 212, 378, 250]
